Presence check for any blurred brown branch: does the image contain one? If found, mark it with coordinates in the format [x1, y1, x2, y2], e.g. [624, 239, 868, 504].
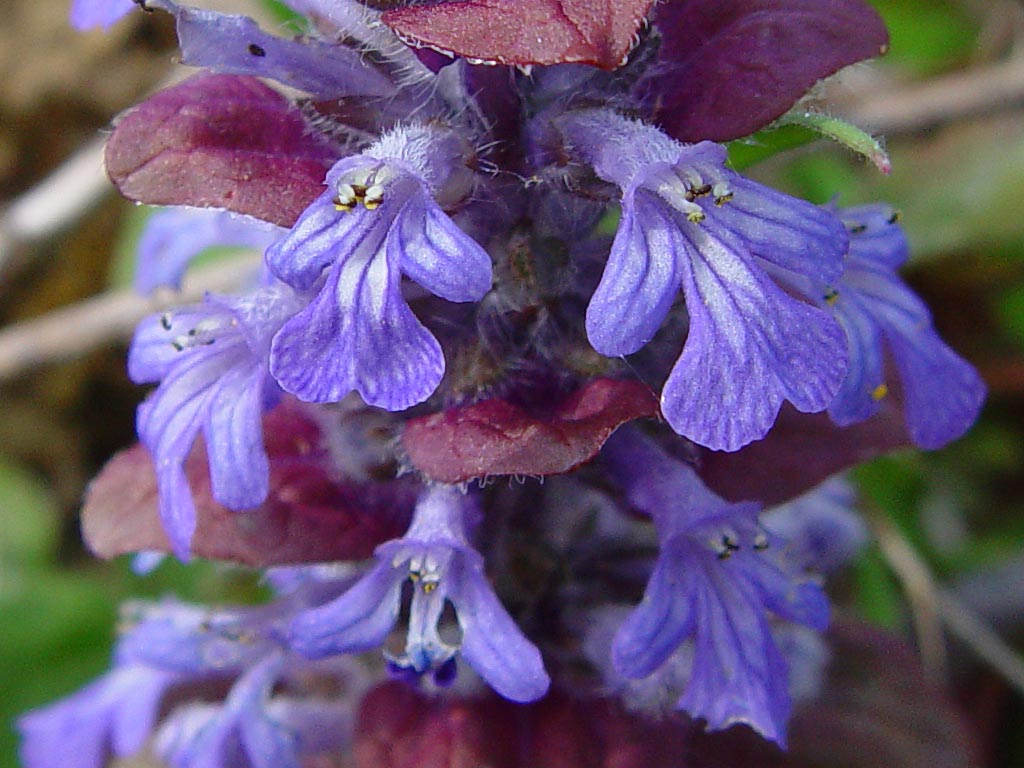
[843, 54, 1024, 135]
[0, 253, 260, 383]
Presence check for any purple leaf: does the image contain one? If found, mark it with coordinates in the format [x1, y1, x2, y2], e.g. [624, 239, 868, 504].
[105, 74, 340, 228]
[82, 404, 415, 566]
[643, 0, 889, 141]
[401, 378, 659, 483]
[698, 399, 911, 507]
[382, 0, 655, 70]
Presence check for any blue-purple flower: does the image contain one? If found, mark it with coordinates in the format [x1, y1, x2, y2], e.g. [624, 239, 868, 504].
[602, 429, 829, 744]
[556, 109, 850, 451]
[154, 653, 302, 768]
[19, 664, 177, 768]
[810, 205, 986, 448]
[288, 485, 550, 703]
[135, 207, 284, 295]
[762, 476, 867, 573]
[266, 124, 493, 410]
[134, 0, 397, 99]
[128, 283, 305, 557]
[69, 0, 135, 29]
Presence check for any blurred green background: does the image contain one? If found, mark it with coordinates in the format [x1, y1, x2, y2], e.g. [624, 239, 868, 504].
[1, 0, 1024, 766]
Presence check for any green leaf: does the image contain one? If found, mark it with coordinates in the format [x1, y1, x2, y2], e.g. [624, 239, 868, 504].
[997, 286, 1024, 350]
[0, 571, 118, 767]
[0, 459, 60, 573]
[853, 546, 903, 628]
[726, 125, 819, 171]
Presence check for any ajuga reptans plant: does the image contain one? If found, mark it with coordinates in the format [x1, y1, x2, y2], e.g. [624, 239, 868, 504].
[21, 1, 986, 766]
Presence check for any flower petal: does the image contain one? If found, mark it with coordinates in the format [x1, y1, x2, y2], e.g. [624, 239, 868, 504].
[611, 551, 698, 679]
[709, 177, 848, 283]
[203, 364, 270, 510]
[392, 194, 492, 303]
[136, 353, 228, 556]
[585, 193, 681, 356]
[288, 561, 402, 657]
[128, 308, 216, 384]
[265, 191, 377, 290]
[145, 0, 395, 99]
[18, 666, 175, 768]
[662, 225, 846, 451]
[69, 0, 135, 29]
[840, 204, 909, 269]
[270, 249, 445, 410]
[678, 564, 792, 746]
[844, 257, 985, 448]
[828, 288, 887, 426]
[452, 559, 550, 703]
[888, 327, 986, 449]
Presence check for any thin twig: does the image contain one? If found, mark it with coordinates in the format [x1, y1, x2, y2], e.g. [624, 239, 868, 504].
[0, 253, 260, 382]
[937, 588, 1024, 699]
[872, 510, 1024, 698]
[0, 137, 112, 279]
[871, 511, 949, 681]
[841, 54, 1024, 135]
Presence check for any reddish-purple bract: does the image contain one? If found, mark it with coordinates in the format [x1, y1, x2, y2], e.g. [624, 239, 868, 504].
[699, 399, 911, 506]
[402, 378, 660, 483]
[105, 73, 339, 227]
[82, 405, 414, 566]
[382, 0, 655, 70]
[643, 0, 889, 142]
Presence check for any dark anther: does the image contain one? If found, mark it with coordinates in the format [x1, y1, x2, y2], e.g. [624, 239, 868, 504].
[160, 314, 172, 330]
[848, 223, 868, 234]
[887, 209, 902, 224]
[132, 0, 153, 11]
[715, 534, 741, 559]
[248, 43, 267, 57]
[685, 183, 711, 203]
[171, 341, 185, 352]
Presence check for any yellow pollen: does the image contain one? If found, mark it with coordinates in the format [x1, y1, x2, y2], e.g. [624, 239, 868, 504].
[871, 383, 889, 401]
[824, 289, 839, 306]
[687, 210, 706, 224]
[422, 581, 438, 594]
